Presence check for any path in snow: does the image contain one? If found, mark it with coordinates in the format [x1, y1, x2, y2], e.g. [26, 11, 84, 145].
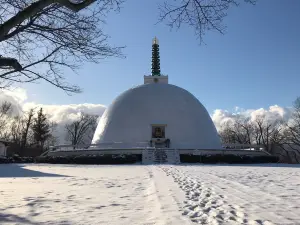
[160, 165, 300, 225]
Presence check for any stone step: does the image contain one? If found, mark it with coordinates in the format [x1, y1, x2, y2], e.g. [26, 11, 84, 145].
[142, 148, 180, 164]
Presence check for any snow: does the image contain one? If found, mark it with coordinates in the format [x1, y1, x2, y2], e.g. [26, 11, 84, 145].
[1, 164, 300, 225]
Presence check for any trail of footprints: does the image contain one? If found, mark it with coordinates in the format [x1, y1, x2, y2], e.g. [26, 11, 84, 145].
[162, 167, 273, 225]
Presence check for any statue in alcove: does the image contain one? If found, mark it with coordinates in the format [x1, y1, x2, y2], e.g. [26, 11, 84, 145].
[152, 127, 165, 138]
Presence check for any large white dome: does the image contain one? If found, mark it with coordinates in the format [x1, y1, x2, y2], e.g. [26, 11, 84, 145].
[92, 83, 221, 149]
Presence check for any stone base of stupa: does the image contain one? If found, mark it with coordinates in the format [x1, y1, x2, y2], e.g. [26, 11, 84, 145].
[46, 144, 270, 159]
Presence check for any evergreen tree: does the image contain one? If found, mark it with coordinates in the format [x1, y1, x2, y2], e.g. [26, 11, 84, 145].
[32, 108, 51, 150]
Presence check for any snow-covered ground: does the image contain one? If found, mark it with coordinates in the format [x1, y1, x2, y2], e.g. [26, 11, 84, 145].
[1, 164, 300, 225]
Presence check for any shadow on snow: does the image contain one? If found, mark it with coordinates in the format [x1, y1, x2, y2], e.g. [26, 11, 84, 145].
[0, 164, 68, 178]
[0, 212, 72, 225]
[0, 212, 41, 225]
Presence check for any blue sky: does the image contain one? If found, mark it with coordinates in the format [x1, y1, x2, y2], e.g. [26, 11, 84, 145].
[22, 0, 300, 114]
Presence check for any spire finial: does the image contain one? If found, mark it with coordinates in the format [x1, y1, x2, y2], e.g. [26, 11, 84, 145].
[151, 37, 161, 76]
[153, 36, 159, 45]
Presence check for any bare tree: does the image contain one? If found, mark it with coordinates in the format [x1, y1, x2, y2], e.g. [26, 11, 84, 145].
[219, 122, 236, 144]
[44, 121, 58, 150]
[0, 101, 13, 139]
[219, 116, 254, 145]
[65, 113, 98, 146]
[0, 101, 12, 115]
[3, 108, 35, 147]
[218, 114, 288, 154]
[283, 97, 300, 154]
[251, 116, 285, 153]
[158, 0, 256, 43]
[10, 115, 25, 145]
[0, 0, 122, 91]
[233, 116, 253, 144]
[20, 108, 34, 149]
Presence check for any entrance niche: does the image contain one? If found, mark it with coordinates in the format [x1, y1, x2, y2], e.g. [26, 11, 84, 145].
[152, 125, 165, 138]
[150, 124, 170, 148]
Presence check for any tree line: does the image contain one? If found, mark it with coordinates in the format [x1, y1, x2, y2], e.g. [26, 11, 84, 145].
[0, 103, 98, 155]
[1, 97, 300, 162]
[218, 97, 300, 163]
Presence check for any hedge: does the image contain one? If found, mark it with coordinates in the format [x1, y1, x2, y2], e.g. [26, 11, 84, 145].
[180, 154, 279, 164]
[35, 154, 143, 165]
[0, 154, 279, 165]
[0, 156, 35, 164]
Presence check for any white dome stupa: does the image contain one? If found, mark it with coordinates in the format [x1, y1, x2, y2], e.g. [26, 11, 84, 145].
[92, 37, 221, 149]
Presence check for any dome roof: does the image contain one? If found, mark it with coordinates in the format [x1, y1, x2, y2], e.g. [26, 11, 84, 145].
[92, 83, 221, 149]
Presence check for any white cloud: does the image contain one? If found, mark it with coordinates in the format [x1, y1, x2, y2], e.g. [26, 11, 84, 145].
[0, 88, 27, 115]
[211, 109, 236, 129]
[0, 88, 106, 144]
[211, 105, 293, 131]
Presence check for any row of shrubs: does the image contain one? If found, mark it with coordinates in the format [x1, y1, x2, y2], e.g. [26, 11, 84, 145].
[0, 156, 35, 164]
[180, 154, 279, 164]
[35, 154, 143, 164]
[0, 154, 142, 164]
[1, 154, 279, 164]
